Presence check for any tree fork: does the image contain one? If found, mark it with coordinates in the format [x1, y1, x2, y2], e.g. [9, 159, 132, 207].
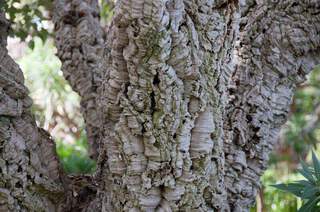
[0, 0, 319, 211]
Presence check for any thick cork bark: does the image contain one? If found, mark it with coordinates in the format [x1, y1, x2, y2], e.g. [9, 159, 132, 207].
[0, 0, 319, 211]
[0, 12, 64, 211]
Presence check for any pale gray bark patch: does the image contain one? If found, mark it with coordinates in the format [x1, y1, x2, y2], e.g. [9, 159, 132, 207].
[224, 1, 320, 211]
[0, 12, 64, 211]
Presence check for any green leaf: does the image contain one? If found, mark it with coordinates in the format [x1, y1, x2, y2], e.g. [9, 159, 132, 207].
[298, 196, 320, 212]
[271, 183, 305, 197]
[299, 160, 316, 184]
[38, 29, 49, 43]
[312, 151, 320, 181]
[28, 40, 35, 49]
[301, 186, 320, 199]
[296, 180, 313, 187]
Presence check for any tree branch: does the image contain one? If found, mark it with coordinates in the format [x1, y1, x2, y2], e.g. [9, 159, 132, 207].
[224, 1, 320, 210]
[0, 12, 65, 211]
[53, 0, 107, 158]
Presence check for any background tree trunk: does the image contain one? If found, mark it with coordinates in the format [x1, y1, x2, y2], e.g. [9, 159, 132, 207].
[1, 0, 320, 211]
[223, 1, 320, 210]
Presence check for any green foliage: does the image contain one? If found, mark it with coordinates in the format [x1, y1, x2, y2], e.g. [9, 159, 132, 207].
[251, 167, 301, 212]
[273, 152, 320, 212]
[2, 0, 114, 48]
[56, 132, 96, 174]
[264, 65, 320, 211]
[99, 0, 114, 25]
[2, 0, 52, 48]
[18, 37, 82, 138]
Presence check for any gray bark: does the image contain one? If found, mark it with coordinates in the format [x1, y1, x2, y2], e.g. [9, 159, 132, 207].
[1, 0, 320, 211]
[0, 12, 64, 211]
[224, 1, 320, 210]
[53, 0, 106, 158]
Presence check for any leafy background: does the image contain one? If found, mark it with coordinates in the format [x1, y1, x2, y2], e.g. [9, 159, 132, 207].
[16, 38, 96, 174]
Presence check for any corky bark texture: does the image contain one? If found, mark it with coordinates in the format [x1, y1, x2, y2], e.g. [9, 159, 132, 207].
[94, 0, 239, 210]
[53, 0, 106, 158]
[1, 0, 320, 211]
[0, 12, 64, 211]
[224, 1, 320, 210]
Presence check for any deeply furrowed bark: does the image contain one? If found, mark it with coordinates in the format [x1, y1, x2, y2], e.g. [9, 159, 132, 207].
[83, 1, 319, 211]
[86, 0, 241, 211]
[1, 0, 320, 211]
[0, 12, 64, 211]
[224, 1, 320, 210]
[53, 0, 107, 158]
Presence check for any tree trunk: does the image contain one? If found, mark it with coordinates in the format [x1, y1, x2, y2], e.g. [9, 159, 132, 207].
[0, 13, 63, 211]
[1, 0, 320, 211]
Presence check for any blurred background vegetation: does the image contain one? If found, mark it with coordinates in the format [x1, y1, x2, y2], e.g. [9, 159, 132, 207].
[14, 38, 96, 174]
[3, 0, 320, 211]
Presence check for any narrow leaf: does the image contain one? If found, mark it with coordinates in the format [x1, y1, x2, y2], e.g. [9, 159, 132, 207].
[298, 196, 320, 212]
[301, 186, 319, 199]
[271, 183, 305, 197]
[299, 160, 316, 184]
[312, 151, 320, 181]
[296, 180, 313, 187]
